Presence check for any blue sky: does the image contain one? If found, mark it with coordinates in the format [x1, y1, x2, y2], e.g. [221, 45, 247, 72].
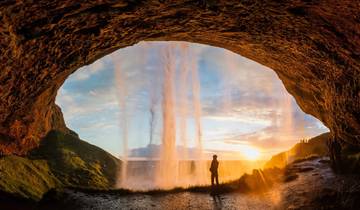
[56, 41, 328, 159]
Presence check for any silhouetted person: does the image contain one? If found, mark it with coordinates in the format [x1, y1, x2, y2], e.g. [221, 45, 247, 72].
[333, 138, 342, 169]
[327, 137, 335, 165]
[210, 155, 219, 187]
[327, 136, 342, 171]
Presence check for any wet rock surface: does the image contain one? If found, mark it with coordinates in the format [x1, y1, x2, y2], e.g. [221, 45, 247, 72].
[0, 0, 359, 154]
[38, 158, 360, 210]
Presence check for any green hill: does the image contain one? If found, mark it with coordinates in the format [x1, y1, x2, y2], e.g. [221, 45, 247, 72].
[264, 132, 330, 169]
[0, 130, 120, 201]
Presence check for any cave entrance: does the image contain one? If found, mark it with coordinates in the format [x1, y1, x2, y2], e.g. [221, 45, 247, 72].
[56, 41, 328, 190]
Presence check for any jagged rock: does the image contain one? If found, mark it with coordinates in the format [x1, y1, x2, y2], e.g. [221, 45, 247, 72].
[0, 0, 359, 154]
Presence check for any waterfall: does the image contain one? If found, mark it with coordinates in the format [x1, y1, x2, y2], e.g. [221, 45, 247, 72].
[114, 62, 129, 188]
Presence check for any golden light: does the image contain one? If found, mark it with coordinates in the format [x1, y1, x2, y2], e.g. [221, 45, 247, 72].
[242, 146, 261, 160]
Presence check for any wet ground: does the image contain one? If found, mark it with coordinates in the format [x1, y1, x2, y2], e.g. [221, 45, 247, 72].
[39, 158, 360, 210]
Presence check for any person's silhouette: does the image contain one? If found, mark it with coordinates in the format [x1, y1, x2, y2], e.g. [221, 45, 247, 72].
[333, 138, 342, 170]
[327, 136, 342, 171]
[210, 155, 219, 187]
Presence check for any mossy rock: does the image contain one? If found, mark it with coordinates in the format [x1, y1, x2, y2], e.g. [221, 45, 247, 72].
[30, 130, 120, 188]
[0, 130, 120, 201]
[0, 156, 60, 200]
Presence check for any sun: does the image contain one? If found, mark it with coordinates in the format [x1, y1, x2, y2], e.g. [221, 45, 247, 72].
[242, 146, 261, 160]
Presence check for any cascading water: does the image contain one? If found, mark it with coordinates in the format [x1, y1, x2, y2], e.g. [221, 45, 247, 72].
[113, 42, 209, 189]
[112, 42, 273, 190]
[155, 46, 179, 188]
[114, 62, 129, 188]
[189, 47, 207, 185]
[178, 44, 190, 177]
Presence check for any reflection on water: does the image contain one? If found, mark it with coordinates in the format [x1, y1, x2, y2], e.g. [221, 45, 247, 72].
[119, 160, 264, 190]
[212, 194, 223, 210]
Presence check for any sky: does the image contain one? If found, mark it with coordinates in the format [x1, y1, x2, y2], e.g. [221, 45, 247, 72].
[56, 41, 328, 160]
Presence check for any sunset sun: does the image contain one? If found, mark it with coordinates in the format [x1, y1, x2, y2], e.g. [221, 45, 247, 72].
[242, 146, 261, 160]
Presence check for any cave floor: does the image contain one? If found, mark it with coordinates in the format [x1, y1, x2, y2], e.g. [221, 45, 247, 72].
[40, 158, 360, 210]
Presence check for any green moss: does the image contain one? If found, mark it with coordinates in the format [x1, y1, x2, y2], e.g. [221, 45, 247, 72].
[35, 131, 119, 188]
[0, 130, 120, 201]
[0, 156, 60, 200]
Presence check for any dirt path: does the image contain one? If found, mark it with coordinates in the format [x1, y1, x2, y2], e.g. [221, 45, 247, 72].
[39, 158, 360, 210]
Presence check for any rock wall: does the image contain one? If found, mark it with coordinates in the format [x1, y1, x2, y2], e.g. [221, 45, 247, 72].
[0, 0, 359, 154]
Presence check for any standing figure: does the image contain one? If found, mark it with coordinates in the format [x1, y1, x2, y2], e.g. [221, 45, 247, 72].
[333, 139, 342, 169]
[327, 136, 342, 171]
[210, 154, 219, 187]
[327, 137, 335, 165]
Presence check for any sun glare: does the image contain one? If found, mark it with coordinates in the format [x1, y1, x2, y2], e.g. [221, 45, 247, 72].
[242, 146, 261, 160]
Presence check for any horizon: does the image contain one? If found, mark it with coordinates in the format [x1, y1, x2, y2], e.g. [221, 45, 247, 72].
[56, 41, 329, 160]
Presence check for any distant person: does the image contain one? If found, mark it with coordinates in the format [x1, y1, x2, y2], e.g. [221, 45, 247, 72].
[327, 136, 342, 171]
[327, 137, 335, 165]
[210, 155, 219, 187]
[333, 138, 342, 169]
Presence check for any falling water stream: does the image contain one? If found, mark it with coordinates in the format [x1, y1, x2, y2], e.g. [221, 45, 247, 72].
[114, 61, 128, 188]
[112, 42, 301, 190]
[114, 43, 211, 189]
[189, 45, 207, 185]
[155, 46, 179, 188]
[115, 43, 217, 188]
[154, 44, 207, 188]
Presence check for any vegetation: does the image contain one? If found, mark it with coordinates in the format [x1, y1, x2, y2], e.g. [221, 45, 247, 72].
[41, 165, 285, 203]
[0, 130, 119, 201]
[264, 132, 330, 168]
[30, 130, 119, 188]
[0, 156, 60, 200]
[0, 131, 332, 201]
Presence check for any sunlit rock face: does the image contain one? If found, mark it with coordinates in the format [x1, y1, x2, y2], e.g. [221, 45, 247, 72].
[0, 0, 359, 154]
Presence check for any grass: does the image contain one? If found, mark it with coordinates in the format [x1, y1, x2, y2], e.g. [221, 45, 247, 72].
[0, 130, 120, 201]
[0, 156, 60, 200]
[30, 130, 119, 188]
[46, 166, 285, 199]
[0, 131, 332, 201]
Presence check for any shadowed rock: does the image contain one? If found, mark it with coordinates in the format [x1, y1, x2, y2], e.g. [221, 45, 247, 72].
[0, 0, 359, 154]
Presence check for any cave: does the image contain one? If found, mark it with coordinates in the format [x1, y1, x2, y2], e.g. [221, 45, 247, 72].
[1, 1, 360, 209]
[0, 1, 359, 157]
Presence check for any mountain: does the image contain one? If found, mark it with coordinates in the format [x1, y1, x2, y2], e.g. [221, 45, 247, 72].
[129, 144, 206, 159]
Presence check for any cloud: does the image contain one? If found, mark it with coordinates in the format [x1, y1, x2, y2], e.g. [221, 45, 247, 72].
[202, 109, 328, 158]
[56, 41, 328, 157]
[56, 86, 119, 119]
[71, 58, 108, 81]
